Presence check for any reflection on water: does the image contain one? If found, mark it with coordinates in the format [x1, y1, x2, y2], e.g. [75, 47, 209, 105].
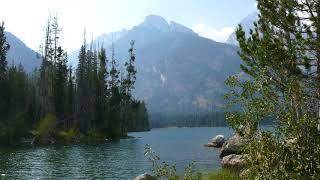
[0, 127, 234, 179]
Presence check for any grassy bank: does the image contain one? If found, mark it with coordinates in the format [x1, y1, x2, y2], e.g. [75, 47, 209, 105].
[201, 169, 239, 180]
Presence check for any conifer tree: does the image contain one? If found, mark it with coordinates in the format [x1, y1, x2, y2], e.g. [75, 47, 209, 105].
[0, 22, 9, 123]
[121, 41, 137, 132]
[96, 47, 108, 130]
[123, 40, 137, 98]
[38, 17, 55, 119]
[108, 43, 121, 136]
[0, 22, 9, 77]
[53, 47, 68, 121]
[225, 0, 320, 178]
[75, 37, 89, 132]
[66, 65, 74, 128]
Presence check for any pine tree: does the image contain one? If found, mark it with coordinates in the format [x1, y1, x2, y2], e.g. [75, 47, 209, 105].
[96, 47, 108, 130]
[121, 41, 137, 132]
[6, 64, 30, 144]
[0, 22, 9, 123]
[225, 0, 320, 178]
[38, 17, 55, 119]
[75, 36, 89, 132]
[0, 22, 9, 77]
[109, 43, 120, 92]
[123, 40, 137, 98]
[53, 47, 68, 122]
[66, 66, 74, 128]
[108, 43, 121, 136]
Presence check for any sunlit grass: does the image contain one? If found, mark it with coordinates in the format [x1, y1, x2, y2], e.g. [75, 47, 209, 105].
[201, 169, 239, 180]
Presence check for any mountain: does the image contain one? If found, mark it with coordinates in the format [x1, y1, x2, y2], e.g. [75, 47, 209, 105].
[70, 15, 242, 117]
[5, 32, 41, 71]
[227, 12, 259, 45]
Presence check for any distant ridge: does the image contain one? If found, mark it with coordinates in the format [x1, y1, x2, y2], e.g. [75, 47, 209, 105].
[69, 15, 242, 116]
[227, 12, 259, 45]
[5, 32, 41, 71]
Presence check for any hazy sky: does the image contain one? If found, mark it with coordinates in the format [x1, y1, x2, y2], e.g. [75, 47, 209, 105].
[0, 0, 257, 52]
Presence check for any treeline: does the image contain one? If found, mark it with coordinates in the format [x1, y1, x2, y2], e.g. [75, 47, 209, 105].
[0, 17, 149, 145]
[149, 112, 227, 128]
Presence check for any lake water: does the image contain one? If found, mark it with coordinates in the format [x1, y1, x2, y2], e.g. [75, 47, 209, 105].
[0, 127, 233, 179]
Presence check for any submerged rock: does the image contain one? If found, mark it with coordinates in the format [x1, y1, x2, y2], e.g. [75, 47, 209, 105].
[204, 142, 215, 147]
[31, 135, 56, 145]
[220, 134, 242, 158]
[207, 135, 225, 148]
[134, 173, 156, 180]
[221, 154, 245, 171]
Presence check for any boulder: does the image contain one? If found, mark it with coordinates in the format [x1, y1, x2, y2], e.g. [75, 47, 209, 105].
[134, 173, 156, 180]
[204, 142, 215, 147]
[220, 134, 242, 158]
[221, 154, 245, 171]
[30, 135, 56, 145]
[208, 135, 225, 148]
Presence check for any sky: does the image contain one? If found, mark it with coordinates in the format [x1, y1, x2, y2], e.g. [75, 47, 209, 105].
[0, 0, 257, 52]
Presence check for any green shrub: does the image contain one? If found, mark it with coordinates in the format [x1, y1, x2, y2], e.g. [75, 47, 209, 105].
[144, 144, 201, 180]
[58, 127, 80, 142]
[32, 113, 57, 137]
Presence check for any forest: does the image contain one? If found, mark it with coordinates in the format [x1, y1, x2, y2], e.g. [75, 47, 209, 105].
[149, 112, 227, 128]
[0, 17, 149, 145]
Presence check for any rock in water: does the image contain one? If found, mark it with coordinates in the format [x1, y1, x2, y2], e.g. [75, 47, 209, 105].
[208, 135, 225, 148]
[134, 173, 156, 180]
[204, 142, 215, 147]
[221, 154, 245, 171]
[220, 134, 242, 158]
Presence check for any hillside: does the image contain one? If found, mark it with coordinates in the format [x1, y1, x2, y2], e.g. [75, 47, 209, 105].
[70, 15, 242, 116]
[5, 32, 40, 71]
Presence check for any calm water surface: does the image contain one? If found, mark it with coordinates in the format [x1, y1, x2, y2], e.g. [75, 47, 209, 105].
[0, 127, 234, 179]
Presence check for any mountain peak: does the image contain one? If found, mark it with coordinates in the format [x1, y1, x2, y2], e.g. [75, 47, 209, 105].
[140, 15, 195, 35]
[169, 21, 195, 34]
[144, 15, 168, 24]
[140, 15, 170, 32]
[227, 12, 259, 45]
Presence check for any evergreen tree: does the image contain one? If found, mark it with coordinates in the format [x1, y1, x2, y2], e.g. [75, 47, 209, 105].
[108, 44, 122, 136]
[5, 64, 30, 144]
[0, 22, 9, 77]
[75, 37, 89, 132]
[225, 0, 320, 178]
[66, 65, 74, 128]
[96, 47, 108, 130]
[87, 45, 98, 130]
[0, 22, 9, 124]
[121, 41, 137, 132]
[38, 17, 55, 119]
[123, 40, 137, 98]
[53, 47, 68, 122]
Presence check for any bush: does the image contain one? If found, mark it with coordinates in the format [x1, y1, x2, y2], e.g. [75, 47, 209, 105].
[32, 113, 57, 137]
[58, 127, 80, 142]
[225, 75, 320, 179]
[144, 144, 202, 180]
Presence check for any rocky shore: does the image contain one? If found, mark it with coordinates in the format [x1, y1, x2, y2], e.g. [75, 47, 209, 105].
[205, 133, 245, 171]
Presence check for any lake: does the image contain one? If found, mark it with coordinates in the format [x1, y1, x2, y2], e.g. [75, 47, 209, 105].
[0, 127, 233, 179]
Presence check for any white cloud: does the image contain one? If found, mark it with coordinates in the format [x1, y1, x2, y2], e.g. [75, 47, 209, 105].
[192, 24, 235, 42]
